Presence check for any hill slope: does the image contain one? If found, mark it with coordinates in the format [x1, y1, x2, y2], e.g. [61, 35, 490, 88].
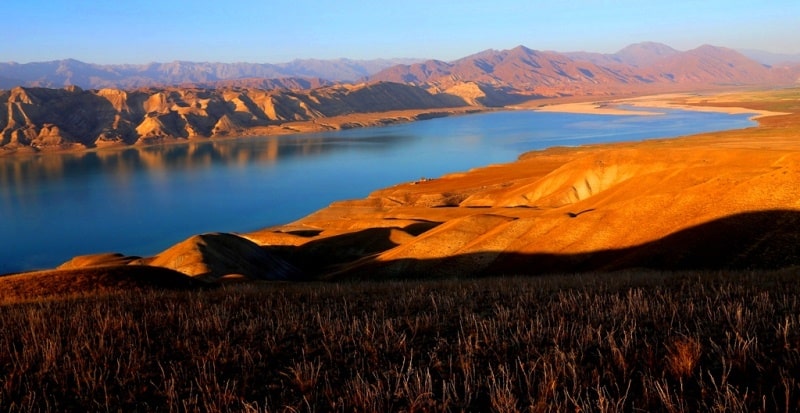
[240, 90, 800, 279]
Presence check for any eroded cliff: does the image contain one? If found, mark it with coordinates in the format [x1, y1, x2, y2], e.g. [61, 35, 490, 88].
[0, 82, 468, 153]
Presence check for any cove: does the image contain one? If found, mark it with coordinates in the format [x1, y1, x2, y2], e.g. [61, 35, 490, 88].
[0, 108, 756, 273]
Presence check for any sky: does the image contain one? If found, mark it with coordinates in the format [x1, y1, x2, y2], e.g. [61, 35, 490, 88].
[2, 0, 798, 64]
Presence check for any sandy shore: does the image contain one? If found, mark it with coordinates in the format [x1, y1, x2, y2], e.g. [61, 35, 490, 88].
[532, 101, 663, 116]
[534, 92, 790, 119]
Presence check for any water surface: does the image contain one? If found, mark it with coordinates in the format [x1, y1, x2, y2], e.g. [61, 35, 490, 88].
[0, 108, 756, 273]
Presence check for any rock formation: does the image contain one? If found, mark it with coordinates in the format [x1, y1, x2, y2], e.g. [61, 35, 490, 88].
[0, 82, 468, 153]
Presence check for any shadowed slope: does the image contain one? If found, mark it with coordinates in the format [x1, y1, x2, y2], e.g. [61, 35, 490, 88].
[146, 232, 302, 282]
[57, 253, 141, 269]
[329, 210, 800, 279]
[0, 265, 201, 302]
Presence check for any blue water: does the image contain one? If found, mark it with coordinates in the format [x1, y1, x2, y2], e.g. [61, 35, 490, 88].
[0, 108, 756, 273]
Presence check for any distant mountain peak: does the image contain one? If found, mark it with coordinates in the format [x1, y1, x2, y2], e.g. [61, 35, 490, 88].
[616, 41, 676, 51]
[693, 44, 732, 52]
[614, 42, 679, 67]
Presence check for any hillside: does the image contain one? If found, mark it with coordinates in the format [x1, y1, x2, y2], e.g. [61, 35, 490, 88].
[239, 90, 799, 279]
[0, 82, 467, 153]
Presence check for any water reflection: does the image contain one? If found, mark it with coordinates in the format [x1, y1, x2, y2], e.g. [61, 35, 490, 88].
[0, 133, 416, 208]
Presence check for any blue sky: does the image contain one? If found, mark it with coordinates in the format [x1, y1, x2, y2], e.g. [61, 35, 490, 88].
[3, 0, 798, 64]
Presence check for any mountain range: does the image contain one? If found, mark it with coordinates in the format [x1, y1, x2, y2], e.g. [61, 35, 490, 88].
[0, 58, 421, 89]
[1, 42, 798, 92]
[367, 43, 799, 99]
[1, 42, 799, 153]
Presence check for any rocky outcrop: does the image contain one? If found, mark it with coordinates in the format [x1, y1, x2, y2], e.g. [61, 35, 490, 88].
[0, 82, 468, 153]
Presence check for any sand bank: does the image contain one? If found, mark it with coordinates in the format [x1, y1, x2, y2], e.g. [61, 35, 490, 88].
[535, 92, 790, 119]
[532, 101, 662, 116]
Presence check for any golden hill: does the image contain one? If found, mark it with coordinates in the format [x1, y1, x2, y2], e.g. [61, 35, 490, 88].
[246, 89, 800, 278]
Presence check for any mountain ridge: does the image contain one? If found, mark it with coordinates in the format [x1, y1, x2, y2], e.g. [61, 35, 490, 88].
[2, 43, 798, 92]
[368, 43, 799, 97]
[0, 57, 423, 89]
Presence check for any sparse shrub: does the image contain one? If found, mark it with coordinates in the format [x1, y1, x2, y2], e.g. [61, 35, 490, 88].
[666, 336, 702, 379]
[1, 270, 800, 411]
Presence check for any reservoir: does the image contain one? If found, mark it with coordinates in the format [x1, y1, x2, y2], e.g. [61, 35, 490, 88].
[0, 108, 756, 273]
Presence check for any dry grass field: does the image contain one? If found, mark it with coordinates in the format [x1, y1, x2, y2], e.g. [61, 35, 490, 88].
[2, 271, 800, 412]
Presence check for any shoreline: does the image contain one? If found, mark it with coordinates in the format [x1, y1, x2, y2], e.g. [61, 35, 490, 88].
[532, 92, 791, 120]
[0, 106, 488, 158]
[4, 89, 785, 158]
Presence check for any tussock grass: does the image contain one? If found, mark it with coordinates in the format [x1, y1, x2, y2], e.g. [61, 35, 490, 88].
[2, 269, 800, 411]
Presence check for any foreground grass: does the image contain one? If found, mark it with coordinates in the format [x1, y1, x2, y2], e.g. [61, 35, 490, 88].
[2, 270, 800, 412]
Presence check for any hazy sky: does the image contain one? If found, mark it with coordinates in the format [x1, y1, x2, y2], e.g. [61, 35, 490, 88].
[3, 0, 798, 64]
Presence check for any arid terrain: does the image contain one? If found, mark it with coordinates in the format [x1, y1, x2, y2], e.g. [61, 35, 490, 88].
[3, 88, 798, 291]
[240, 89, 800, 278]
[1, 88, 799, 411]
[0, 82, 470, 154]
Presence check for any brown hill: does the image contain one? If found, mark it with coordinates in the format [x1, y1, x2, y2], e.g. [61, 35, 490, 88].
[144, 232, 301, 282]
[565, 42, 680, 68]
[0, 82, 467, 153]
[611, 41, 682, 67]
[645, 45, 780, 84]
